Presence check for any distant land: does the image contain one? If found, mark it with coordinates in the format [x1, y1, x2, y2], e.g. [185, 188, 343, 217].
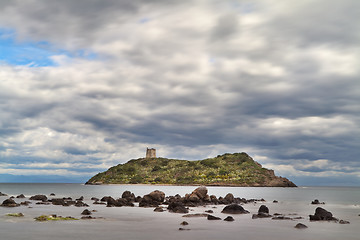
[86, 152, 296, 187]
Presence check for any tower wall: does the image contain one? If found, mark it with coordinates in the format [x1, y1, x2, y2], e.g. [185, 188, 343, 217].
[146, 148, 156, 158]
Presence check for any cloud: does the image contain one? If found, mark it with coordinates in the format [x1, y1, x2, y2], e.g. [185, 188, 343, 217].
[0, 0, 359, 185]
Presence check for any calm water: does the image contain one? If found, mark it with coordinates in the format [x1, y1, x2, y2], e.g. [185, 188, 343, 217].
[0, 184, 359, 240]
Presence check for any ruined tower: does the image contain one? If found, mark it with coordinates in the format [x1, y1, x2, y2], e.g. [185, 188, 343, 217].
[146, 148, 156, 158]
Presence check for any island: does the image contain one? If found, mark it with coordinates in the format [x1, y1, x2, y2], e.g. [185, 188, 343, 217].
[86, 152, 296, 187]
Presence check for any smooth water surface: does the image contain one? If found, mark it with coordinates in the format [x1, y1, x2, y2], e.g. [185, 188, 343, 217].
[0, 184, 359, 240]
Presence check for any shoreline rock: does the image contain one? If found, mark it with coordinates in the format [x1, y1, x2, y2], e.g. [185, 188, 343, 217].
[1, 198, 20, 207]
[221, 204, 250, 214]
[309, 207, 338, 221]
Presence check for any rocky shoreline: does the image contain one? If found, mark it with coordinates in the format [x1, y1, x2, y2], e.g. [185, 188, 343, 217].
[0, 186, 351, 229]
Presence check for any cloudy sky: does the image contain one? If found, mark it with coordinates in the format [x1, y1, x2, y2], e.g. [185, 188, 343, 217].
[0, 0, 359, 185]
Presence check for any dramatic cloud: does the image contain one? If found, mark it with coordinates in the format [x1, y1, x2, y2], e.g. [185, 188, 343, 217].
[0, 0, 359, 185]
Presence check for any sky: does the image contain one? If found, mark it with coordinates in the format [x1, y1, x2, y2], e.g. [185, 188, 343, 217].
[0, 0, 359, 186]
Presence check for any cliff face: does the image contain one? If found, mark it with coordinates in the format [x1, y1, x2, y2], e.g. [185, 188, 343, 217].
[86, 152, 296, 187]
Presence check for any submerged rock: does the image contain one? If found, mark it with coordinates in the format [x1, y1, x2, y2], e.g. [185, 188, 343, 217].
[154, 207, 164, 212]
[311, 199, 325, 205]
[224, 216, 235, 222]
[309, 207, 337, 221]
[20, 201, 31, 206]
[167, 202, 188, 213]
[339, 220, 350, 224]
[221, 204, 249, 214]
[178, 228, 190, 231]
[29, 195, 47, 202]
[1, 198, 20, 207]
[75, 201, 89, 207]
[253, 205, 272, 219]
[182, 213, 208, 218]
[207, 215, 221, 220]
[81, 209, 92, 215]
[76, 196, 84, 201]
[295, 223, 308, 229]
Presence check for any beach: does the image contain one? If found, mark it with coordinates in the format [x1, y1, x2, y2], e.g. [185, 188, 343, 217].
[0, 184, 359, 240]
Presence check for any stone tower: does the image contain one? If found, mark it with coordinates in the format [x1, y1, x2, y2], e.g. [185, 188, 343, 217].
[146, 148, 156, 158]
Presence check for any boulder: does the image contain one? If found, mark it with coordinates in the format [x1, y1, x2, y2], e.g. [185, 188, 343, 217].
[221, 204, 249, 214]
[188, 193, 200, 203]
[192, 186, 208, 200]
[147, 190, 165, 202]
[311, 199, 325, 205]
[167, 202, 189, 213]
[122, 191, 136, 202]
[91, 197, 99, 201]
[50, 193, 56, 196]
[154, 207, 164, 212]
[29, 195, 47, 201]
[81, 209, 92, 215]
[224, 193, 234, 203]
[1, 198, 20, 207]
[252, 205, 271, 218]
[75, 201, 89, 207]
[0, 192, 8, 196]
[258, 205, 269, 214]
[20, 201, 31, 206]
[207, 215, 221, 220]
[309, 207, 337, 221]
[224, 216, 235, 222]
[76, 196, 84, 201]
[139, 190, 165, 207]
[210, 195, 218, 204]
[16, 194, 25, 198]
[295, 223, 308, 229]
[101, 196, 113, 202]
[51, 198, 67, 206]
[180, 221, 189, 225]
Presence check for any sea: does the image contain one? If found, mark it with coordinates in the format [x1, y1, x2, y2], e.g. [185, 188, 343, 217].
[0, 183, 359, 240]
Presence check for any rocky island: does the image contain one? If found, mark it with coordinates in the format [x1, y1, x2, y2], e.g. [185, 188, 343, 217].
[86, 152, 296, 187]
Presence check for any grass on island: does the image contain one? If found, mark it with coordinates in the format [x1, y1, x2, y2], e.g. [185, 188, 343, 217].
[34, 215, 79, 221]
[87, 152, 277, 186]
[6, 213, 24, 217]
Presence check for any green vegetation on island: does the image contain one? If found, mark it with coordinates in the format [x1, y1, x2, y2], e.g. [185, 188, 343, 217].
[86, 152, 296, 187]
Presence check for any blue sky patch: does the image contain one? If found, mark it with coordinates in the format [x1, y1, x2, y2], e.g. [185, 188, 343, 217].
[0, 28, 96, 67]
